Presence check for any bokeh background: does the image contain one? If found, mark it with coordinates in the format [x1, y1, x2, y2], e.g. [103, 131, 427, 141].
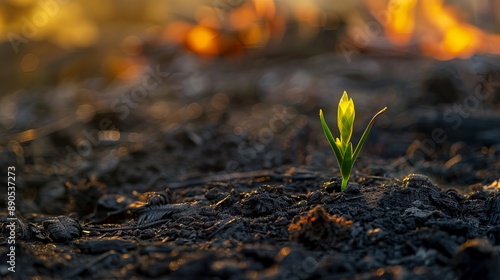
[1, 0, 500, 193]
[2, 0, 500, 91]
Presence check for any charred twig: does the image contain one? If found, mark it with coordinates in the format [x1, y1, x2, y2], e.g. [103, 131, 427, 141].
[205, 218, 237, 239]
[82, 218, 173, 232]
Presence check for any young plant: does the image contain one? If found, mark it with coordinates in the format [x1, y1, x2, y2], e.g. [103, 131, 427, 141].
[319, 91, 387, 191]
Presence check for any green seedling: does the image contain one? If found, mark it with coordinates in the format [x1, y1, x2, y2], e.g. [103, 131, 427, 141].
[319, 91, 387, 191]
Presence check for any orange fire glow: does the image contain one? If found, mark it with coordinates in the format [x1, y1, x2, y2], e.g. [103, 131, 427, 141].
[385, 0, 417, 46]
[160, 0, 287, 56]
[253, 0, 276, 19]
[293, 0, 319, 26]
[185, 26, 220, 56]
[230, 3, 258, 30]
[368, 0, 500, 60]
[163, 22, 193, 44]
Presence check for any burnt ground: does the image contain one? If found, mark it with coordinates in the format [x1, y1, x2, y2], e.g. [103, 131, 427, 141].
[1, 52, 500, 279]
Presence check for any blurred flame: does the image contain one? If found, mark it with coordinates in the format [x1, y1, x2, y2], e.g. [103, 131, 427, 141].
[230, 4, 258, 30]
[253, 0, 276, 19]
[385, 0, 417, 46]
[185, 25, 219, 56]
[163, 21, 193, 44]
[162, 0, 283, 56]
[442, 26, 476, 55]
[290, 0, 321, 39]
[369, 0, 500, 60]
[195, 6, 220, 29]
[293, 0, 319, 26]
[242, 23, 267, 46]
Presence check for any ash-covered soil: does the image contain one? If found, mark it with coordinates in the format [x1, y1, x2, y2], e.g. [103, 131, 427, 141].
[1, 53, 500, 279]
[2, 116, 500, 279]
[2, 166, 500, 279]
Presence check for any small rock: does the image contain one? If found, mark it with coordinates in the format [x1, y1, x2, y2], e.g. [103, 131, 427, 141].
[403, 207, 433, 219]
[322, 177, 342, 193]
[402, 174, 435, 189]
[205, 188, 222, 201]
[143, 189, 173, 206]
[344, 183, 361, 195]
[307, 190, 322, 205]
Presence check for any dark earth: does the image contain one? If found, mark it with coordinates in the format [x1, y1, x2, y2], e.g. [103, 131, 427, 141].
[1, 50, 500, 280]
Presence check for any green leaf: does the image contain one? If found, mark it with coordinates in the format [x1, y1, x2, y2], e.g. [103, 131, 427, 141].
[321, 93, 387, 192]
[338, 91, 355, 145]
[340, 143, 353, 191]
[341, 177, 348, 191]
[319, 109, 343, 166]
[352, 107, 387, 164]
